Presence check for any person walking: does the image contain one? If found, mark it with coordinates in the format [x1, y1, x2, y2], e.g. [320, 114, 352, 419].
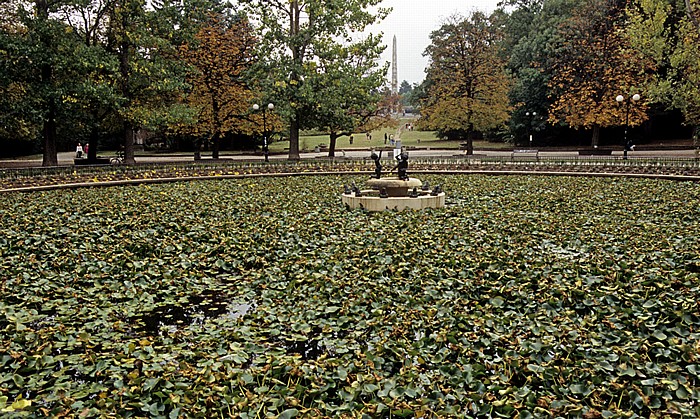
[624, 139, 635, 160]
[75, 142, 83, 158]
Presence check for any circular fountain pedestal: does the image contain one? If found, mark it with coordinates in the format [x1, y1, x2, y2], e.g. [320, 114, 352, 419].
[366, 177, 422, 197]
[342, 177, 446, 212]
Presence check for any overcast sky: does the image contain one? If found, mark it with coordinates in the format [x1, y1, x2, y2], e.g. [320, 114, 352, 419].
[368, 0, 502, 86]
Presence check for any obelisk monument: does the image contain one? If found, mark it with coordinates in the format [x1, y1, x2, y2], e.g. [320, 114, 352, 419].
[391, 35, 398, 94]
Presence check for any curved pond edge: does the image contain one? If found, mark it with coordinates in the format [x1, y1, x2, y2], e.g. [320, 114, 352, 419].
[2, 169, 700, 194]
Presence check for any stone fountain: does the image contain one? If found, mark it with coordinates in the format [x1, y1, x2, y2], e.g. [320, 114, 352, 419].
[341, 151, 446, 212]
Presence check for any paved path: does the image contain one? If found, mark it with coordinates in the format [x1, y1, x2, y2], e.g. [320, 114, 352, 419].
[1, 148, 698, 168]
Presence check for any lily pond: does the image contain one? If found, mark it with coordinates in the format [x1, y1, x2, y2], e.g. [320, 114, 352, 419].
[1, 175, 699, 418]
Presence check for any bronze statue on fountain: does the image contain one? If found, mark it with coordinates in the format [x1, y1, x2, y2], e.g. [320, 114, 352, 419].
[370, 150, 383, 179]
[393, 152, 409, 181]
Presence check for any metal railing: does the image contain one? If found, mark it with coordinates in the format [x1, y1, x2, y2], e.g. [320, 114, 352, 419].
[2, 154, 700, 182]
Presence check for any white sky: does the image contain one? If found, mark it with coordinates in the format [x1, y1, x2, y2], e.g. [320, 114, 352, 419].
[368, 0, 502, 86]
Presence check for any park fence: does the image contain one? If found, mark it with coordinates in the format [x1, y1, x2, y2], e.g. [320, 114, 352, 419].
[2, 154, 700, 185]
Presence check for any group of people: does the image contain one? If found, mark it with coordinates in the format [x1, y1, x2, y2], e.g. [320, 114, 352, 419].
[75, 142, 89, 158]
[383, 133, 397, 146]
[349, 133, 374, 145]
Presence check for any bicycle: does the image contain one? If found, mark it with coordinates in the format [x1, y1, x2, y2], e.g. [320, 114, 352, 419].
[110, 150, 124, 165]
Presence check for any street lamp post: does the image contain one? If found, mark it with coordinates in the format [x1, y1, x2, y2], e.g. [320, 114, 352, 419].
[616, 93, 641, 160]
[252, 103, 274, 162]
[525, 111, 537, 147]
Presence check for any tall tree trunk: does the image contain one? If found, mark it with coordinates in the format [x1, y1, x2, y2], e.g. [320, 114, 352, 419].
[212, 133, 220, 159]
[212, 99, 221, 159]
[288, 0, 302, 161]
[118, 7, 135, 165]
[328, 132, 338, 157]
[41, 101, 58, 166]
[591, 124, 601, 148]
[124, 122, 135, 164]
[86, 110, 102, 162]
[87, 121, 99, 162]
[37, 0, 58, 166]
[194, 137, 202, 160]
[465, 123, 474, 156]
[289, 114, 301, 160]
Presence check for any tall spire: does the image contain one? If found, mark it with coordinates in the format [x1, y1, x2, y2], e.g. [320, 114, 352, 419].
[391, 35, 398, 94]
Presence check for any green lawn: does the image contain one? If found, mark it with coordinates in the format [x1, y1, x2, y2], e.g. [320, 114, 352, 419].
[269, 119, 510, 152]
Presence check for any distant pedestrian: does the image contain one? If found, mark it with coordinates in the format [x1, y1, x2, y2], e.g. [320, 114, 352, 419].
[384, 133, 388, 144]
[349, 135, 353, 145]
[624, 139, 635, 160]
[84, 143, 89, 157]
[75, 142, 83, 158]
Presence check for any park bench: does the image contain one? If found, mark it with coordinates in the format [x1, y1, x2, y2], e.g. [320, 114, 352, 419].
[511, 149, 539, 161]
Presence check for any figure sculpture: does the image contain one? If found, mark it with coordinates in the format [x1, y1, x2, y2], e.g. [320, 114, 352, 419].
[393, 152, 409, 180]
[370, 150, 383, 179]
[351, 181, 362, 197]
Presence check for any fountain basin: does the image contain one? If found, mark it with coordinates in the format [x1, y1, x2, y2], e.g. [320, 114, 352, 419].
[342, 192, 445, 212]
[366, 177, 422, 197]
[342, 178, 445, 212]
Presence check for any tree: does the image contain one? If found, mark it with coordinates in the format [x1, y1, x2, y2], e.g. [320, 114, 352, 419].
[0, 14, 42, 153]
[668, 11, 700, 130]
[293, 32, 389, 158]
[105, 0, 210, 164]
[2, 0, 81, 166]
[398, 80, 414, 108]
[398, 80, 412, 95]
[628, 0, 700, 135]
[242, 0, 389, 160]
[547, 0, 655, 147]
[57, 0, 121, 162]
[685, 0, 700, 30]
[407, 79, 428, 112]
[179, 15, 258, 160]
[420, 12, 513, 154]
[500, 0, 579, 145]
[0, 0, 120, 164]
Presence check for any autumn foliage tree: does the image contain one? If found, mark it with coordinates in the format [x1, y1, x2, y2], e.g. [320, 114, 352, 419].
[179, 15, 258, 160]
[547, 0, 654, 147]
[421, 12, 513, 155]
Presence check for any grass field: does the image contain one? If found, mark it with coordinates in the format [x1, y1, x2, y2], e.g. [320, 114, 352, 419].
[269, 119, 511, 152]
